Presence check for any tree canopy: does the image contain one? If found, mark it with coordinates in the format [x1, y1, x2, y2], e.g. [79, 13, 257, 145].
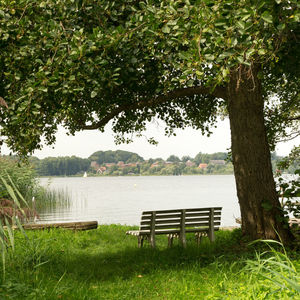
[89, 150, 144, 164]
[1, 0, 298, 155]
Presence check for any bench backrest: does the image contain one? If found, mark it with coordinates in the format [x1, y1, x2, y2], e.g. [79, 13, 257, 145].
[139, 207, 222, 234]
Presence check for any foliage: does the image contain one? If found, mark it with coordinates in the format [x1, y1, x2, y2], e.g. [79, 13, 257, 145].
[0, 157, 37, 200]
[33, 155, 90, 176]
[89, 150, 144, 165]
[0, 175, 28, 281]
[276, 147, 300, 219]
[0, 0, 298, 155]
[166, 155, 181, 163]
[9, 149, 285, 177]
[194, 152, 228, 165]
[277, 146, 300, 174]
[278, 171, 300, 218]
[245, 240, 300, 296]
[0, 156, 70, 222]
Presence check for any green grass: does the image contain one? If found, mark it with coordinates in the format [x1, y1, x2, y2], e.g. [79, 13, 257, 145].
[0, 226, 299, 300]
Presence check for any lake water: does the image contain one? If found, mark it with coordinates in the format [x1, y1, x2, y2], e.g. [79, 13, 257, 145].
[38, 175, 241, 227]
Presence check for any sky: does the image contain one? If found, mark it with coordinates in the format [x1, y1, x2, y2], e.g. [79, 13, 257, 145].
[2, 118, 298, 160]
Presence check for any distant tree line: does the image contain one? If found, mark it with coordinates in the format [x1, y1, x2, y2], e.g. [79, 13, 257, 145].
[32, 156, 90, 176]
[89, 150, 144, 165]
[9, 149, 289, 177]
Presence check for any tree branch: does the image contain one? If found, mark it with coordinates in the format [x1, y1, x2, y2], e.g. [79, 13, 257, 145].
[82, 85, 226, 130]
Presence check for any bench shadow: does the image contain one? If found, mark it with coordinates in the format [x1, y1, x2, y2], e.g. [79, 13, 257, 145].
[44, 229, 244, 283]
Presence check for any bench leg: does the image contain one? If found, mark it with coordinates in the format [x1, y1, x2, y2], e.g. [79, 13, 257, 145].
[208, 229, 215, 242]
[138, 236, 144, 248]
[150, 235, 156, 248]
[180, 235, 186, 248]
[168, 235, 174, 247]
[196, 233, 203, 246]
[196, 233, 200, 246]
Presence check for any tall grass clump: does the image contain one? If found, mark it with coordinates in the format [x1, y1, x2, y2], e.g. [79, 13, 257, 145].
[0, 157, 37, 201]
[0, 157, 70, 222]
[245, 240, 300, 298]
[33, 179, 71, 212]
[0, 175, 28, 281]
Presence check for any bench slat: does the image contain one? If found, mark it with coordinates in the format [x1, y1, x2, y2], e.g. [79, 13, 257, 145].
[141, 221, 221, 230]
[142, 207, 222, 214]
[141, 218, 181, 225]
[185, 211, 221, 217]
[127, 227, 221, 236]
[141, 216, 221, 226]
[141, 212, 221, 221]
[141, 213, 181, 220]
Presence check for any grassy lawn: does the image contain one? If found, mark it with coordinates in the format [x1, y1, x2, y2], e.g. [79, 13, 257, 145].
[0, 225, 299, 299]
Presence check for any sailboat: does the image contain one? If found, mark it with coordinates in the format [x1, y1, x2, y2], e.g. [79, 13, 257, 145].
[83, 171, 87, 178]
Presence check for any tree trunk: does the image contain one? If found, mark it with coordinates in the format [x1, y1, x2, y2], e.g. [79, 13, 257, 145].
[227, 66, 293, 243]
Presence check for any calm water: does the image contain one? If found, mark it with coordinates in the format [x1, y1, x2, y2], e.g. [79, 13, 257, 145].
[38, 175, 240, 227]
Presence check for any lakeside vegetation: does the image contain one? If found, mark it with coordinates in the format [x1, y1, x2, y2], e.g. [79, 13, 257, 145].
[3, 149, 294, 177]
[33, 150, 234, 176]
[0, 226, 299, 299]
[0, 157, 70, 222]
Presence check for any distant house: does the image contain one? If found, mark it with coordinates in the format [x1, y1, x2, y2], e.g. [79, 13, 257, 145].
[105, 163, 116, 167]
[165, 161, 173, 165]
[198, 163, 208, 169]
[91, 161, 107, 174]
[209, 160, 226, 165]
[150, 161, 160, 168]
[97, 166, 107, 174]
[90, 161, 100, 169]
[185, 160, 195, 167]
[125, 163, 137, 167]
[117, 161, 125, 167]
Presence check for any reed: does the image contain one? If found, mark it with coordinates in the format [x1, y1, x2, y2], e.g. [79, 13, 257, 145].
[245, 239, 300, 296]
[30, 186, 71, 212]
[0, 175, 28, 281]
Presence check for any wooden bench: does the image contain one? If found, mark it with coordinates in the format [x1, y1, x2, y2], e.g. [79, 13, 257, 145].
[126, 207, 222, 248]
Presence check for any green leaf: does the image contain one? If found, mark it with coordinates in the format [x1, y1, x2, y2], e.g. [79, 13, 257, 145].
[261, 11, 273, 24]
[236, 21, 245, 29]
[131, 57, 137, 64]
[219, 50, 235, 59]
[258, 49, 266, 55]
[277, 23, 285, 31]
[204, 54, 215, 61]
[162, 25, 171, 34]
[237, 56, 244, 64]
[167, 19, 177, 26]
[91, 91, 97, 98]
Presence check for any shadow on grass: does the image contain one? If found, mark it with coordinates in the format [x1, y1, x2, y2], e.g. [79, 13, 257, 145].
[39, 228, 247, 283]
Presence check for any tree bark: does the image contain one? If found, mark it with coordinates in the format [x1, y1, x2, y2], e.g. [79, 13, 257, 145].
[227, 66, 293, 243]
